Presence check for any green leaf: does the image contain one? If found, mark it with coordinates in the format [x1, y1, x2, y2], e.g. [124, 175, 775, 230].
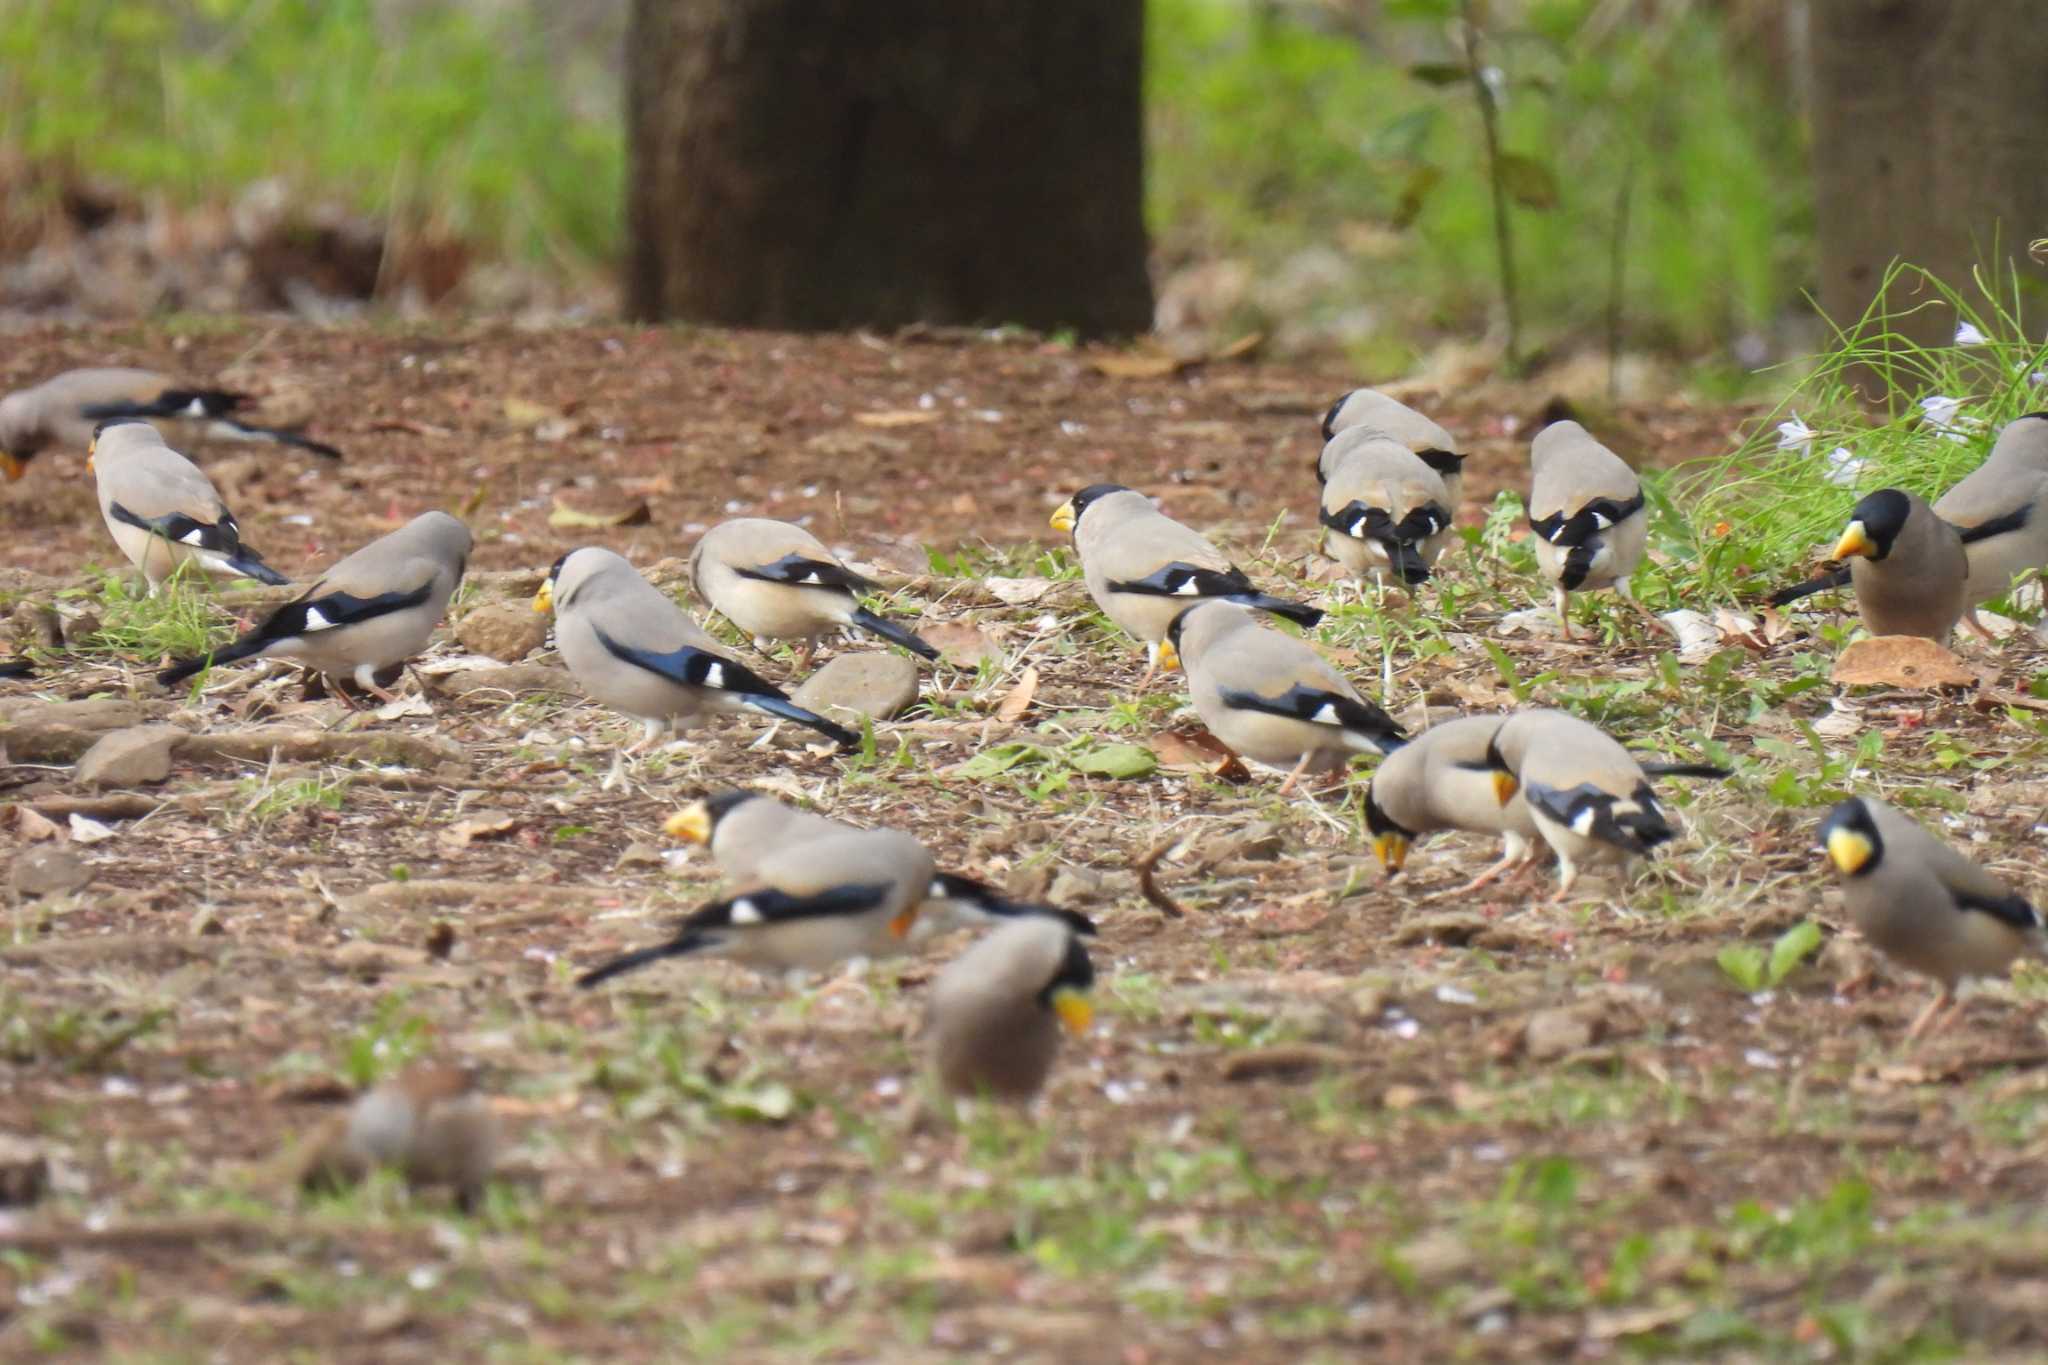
[957, 743, 1042, 779]
[1390, 163, 1444, 229]
[1496, 153, 1560, 210]
[1717, 944, 1765, 993]
[1766, 920, 1824, 986]
[1067, 743, 1157, 780]
[1407, 62, 1468, 87]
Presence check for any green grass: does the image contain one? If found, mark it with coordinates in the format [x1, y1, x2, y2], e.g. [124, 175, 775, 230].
[1147, 0, 1807, 360]
[74, 566, 228, 661]
[1, 0, 622, 266]
[1681, 262, 2048, 596]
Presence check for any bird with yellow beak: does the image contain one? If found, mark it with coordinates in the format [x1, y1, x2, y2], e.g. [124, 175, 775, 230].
[929, 916, 1095, 1101]
[1362, 716, 1540, 891]
[1821, 487, 1967, 642]
[1050, 483, 1322, 685]
[1818, 795, 2046, 1040]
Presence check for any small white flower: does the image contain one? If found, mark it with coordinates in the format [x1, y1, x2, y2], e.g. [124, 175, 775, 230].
[1919, 395, 1963, 430]
[1955, 321, 1989, 346]
[1823, 446, 1867, 487]
[1775, 415, 1815, 453]
[1480, 66, 1506, 106]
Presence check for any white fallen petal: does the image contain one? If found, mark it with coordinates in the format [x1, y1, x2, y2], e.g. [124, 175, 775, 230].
[1659, 609, 1720, 662]
[67, 814, 116, 844]
[1955, 321, 1989, 346]
[1920, 395, 1962, 430]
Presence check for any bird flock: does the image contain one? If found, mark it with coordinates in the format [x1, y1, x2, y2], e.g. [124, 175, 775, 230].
[5, 363, 2048, 1205]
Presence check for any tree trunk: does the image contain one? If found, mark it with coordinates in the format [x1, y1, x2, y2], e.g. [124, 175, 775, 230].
[1811, 1, 2048, 360]
[626, 0, 1153, 337]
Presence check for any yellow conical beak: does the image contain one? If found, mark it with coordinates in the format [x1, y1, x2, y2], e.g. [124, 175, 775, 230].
[1049, 500, 1076, 533]
[531, 579, 554, 614]
[664, 802, 712, 845]
[1050, 986, 1093, 1037]
[1371, 831, 1409, 875]
[1825, 826, 1874, 875]
[1831, 521, 1876, 561]
[1156, 638, 1181, 673]
[0, 452, 25, 482]
[1491, 770, 1519, 805]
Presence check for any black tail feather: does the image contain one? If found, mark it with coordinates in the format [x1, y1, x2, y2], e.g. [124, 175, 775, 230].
[851, 607, 941, 661]
[1227, 593, 1324, 629]
[741, 695, 862, 749]
[1767, 567, 1850, 607]
[158, 634, 274, 688]
[0, 659, 31, 680]
[213, 418, 344, 460]
[224, 553, 290, 587]
[576, 933, 708, 988]
[1640, 761, 1732, 781]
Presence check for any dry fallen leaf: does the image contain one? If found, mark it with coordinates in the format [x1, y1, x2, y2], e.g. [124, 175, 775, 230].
[994, 666, 1038, 724]
[983, 576, 1056, 606]
[502, 396, 564, 426]
[1831, 636, 1978, 690]
[549, 488, 651, 529]
[853, 409, 942, 428]
[16, 806, 61, 842]
[440, 811, 518, 851]
[1087, 349, 1191, 380]
[1713, 607, 1767, 652]
[1659, 609, 1719, 662]
[920, 621, 1004, 668]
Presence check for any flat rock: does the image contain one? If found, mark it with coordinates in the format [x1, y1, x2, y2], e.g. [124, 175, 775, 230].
[790, 652, 919, 722]
[455, 601, 550, 663]
[0, 1133, 48, 1206]
[11, 846, 90, 898]
[0, 699, 170, 763]
[74, 724, 182, 788]
[1523, 1006, 1603, 1061]
[436, 663, 577, 698]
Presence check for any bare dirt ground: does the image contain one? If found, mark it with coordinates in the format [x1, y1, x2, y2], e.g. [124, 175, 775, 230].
[4, 322, 2047, 1363]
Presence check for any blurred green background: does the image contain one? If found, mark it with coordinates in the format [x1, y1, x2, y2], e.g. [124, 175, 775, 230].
[0, 0, 1809, 368]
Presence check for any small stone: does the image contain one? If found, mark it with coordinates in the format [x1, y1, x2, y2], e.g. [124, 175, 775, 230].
[0, 699, 162, 763]
[10, 601, 60, 651]
[73, 724, 181, 788]
[0, 1134, 49, 1206]
[790, 652, 919, 722]
[1523, 1006, 1601, 1061]
[11, 846, 90, 898]
[455, 602, 550, 663]
[1048, 865, 1107, 905]
[1394, 1229, 1475, 1286]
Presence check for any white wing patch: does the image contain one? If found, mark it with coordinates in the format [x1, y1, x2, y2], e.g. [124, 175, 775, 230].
[1591, 511, 1613, 530]
[302, 606, 335, 631]
[179, 528, 209, 546]
[729, 898, 763, 925]
[1171, 580, 1201, 595]
[1570, 807, 1599, 836]
[183, 398, 209, 416]
[1347, 517, 1369, 537]
[797, 570, 824, 585]
[702, 662, 727, 690]
[1312, 703, 1342, 724]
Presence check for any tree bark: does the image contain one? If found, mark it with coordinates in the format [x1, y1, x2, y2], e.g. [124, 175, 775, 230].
[626, 0, 1153, 337]
[1811, 1, 2048, 358]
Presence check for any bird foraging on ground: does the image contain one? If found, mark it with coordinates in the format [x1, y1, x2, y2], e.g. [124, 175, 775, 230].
[1319, 387, 1467, 512]
[690, 517, 938, 667]
[158, 511, 470, 701]
[536, 547, 859, 752]
[1161, 600, 1403, 794]
[1526, 420, 1649, 638]
[929, 916, 1094, 1102]
[577, 827, 938, 985]
[0, 366, 342, 480]
[1364, 714, 1539, 891]
[1481, 709, 1728, 901]
[1819, 796, 2044, 1040]
[1318, 431, 1454, 587]
[300, 1063, 501, 1212]
[665, 791, 1096, 939]
[1051, 484, 1322, 686]
[89, 420, 290, 590]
